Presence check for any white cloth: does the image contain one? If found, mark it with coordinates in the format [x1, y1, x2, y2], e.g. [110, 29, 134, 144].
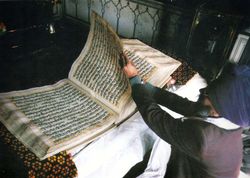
[205, 117, 241, 130]
[73, 112, 157, 178]
[136, 139, 171, 178]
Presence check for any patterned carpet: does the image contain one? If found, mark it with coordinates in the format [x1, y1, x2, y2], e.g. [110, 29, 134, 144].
[0, 123, 78, 178]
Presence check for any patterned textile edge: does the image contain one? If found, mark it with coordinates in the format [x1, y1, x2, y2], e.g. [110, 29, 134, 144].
[169, 60, 197, 86]
[0, 123, 78, 178]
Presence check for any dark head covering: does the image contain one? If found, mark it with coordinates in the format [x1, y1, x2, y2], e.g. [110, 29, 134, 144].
[205, 63, 250, 127]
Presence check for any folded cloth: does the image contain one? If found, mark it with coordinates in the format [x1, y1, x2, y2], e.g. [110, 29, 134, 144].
[206, 63, 250, 127]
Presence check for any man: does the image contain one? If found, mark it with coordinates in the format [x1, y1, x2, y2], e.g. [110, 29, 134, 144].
[123, 59, 249, 178]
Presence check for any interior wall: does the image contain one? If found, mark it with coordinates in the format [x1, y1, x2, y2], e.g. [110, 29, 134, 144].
[63, 0, 165, 46]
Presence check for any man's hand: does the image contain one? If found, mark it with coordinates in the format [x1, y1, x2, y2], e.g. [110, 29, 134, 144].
[123, 59, 138, 78]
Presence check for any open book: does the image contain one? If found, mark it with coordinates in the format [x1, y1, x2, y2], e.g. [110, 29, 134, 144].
[0, 12, 181, 160]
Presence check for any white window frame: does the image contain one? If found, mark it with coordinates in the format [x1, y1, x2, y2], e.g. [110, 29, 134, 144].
[229, 34, 249, 63]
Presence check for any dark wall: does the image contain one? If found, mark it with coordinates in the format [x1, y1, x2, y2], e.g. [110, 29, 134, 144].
[156, 5, 194, 59]
[186, 9, 242, 81]
[156, 0, 250, 82]
[0, 1, 53, 30]
[0, 1, 88, 92]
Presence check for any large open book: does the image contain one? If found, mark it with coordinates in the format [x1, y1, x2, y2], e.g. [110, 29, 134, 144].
[0, 12, 181, 160]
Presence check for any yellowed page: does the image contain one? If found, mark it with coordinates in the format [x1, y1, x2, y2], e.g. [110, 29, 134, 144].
[116, 39, 181, 124]
[0, 79, 116, 160]
[69, 11, 131, 113]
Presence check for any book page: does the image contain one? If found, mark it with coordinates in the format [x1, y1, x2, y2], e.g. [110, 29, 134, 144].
[69, 12, 130, 113]
[0, 79, 116, 159]
[116, 39, 181, 124]
[122, 39, 181, 87]
[68, 11, 160, 113]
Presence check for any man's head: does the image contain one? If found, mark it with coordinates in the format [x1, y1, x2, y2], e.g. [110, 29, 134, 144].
[203, 63, 250, 127]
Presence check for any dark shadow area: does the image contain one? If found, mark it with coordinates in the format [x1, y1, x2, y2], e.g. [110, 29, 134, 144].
[0, 139, 28, 178]
[155, 0, 250, 83]
[0, 1, 89, 92]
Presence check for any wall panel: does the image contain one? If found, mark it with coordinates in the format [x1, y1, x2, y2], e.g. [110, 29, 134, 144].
[63, 0, 164, 46]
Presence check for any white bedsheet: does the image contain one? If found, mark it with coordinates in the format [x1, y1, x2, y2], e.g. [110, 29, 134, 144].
[73, 112, 157, 178]
[72, 74, 248, 178]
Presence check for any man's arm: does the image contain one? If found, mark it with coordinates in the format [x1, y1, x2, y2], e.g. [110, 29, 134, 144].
[122, 57, 209, 117]
[131, 83, 203, 155]
[144, 83, 209, 117]
[123, 59, 204, 154]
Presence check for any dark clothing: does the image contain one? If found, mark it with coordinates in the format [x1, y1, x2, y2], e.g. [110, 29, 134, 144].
[131, 82, 243, 178]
